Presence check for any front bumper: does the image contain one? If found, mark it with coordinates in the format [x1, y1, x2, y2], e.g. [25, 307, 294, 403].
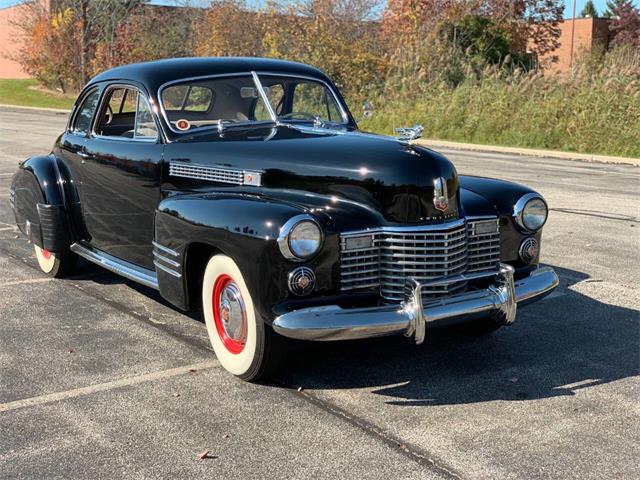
[272, 264, 559, 343]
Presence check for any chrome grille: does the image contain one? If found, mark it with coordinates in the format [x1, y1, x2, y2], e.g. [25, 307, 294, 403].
[169, 162, 244, 185]
[340, 218, 500, 302]
[467, 219, 501, 272]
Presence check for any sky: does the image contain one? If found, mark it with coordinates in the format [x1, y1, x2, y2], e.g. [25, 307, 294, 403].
[0, 0, 632, 18]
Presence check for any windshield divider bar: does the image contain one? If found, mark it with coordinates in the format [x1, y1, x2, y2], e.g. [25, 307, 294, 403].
[251, 71, 277, 123]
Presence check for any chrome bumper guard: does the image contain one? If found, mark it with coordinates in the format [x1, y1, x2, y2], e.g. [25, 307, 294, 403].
[272, 264, 559, 343]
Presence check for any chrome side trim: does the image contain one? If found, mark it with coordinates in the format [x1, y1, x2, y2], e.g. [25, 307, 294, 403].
[153, 251, 181, 269]
[153, 261, 182, 278]
[152, 241, 179, 257]
[169, 161, 262, 186]
[70, 243, 159, 290]
[273, 265, 559, 343]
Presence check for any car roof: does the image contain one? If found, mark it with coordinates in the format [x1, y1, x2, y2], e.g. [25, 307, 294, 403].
[88, 57, 333, 94]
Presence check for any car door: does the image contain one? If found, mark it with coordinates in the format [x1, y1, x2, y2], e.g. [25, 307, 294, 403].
[81, 84, 163, 269]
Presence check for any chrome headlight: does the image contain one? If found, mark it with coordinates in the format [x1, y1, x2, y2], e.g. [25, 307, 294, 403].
[278, 215, 323, 260]
[514, 193, 548, 232]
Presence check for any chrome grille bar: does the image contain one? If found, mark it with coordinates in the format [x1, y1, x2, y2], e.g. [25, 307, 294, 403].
[340, 218, 501, 302]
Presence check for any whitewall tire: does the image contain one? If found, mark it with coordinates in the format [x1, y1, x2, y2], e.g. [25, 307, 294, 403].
[202, 254, 284, 381]
[34, 245, 77, 277]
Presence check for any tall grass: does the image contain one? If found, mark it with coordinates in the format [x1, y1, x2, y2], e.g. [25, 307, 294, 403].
[361, 45, 640, 158]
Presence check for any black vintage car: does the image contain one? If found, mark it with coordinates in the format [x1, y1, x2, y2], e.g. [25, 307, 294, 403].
[10, 57, 558, 380]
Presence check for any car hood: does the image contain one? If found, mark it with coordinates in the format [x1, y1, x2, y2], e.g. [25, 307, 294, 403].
[167, 126, 460, 223]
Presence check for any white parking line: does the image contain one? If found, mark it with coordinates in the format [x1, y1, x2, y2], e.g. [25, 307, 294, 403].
[0, 361, 216, 413]
[0, 278, 53, 288]
[0, 227, 16, 232]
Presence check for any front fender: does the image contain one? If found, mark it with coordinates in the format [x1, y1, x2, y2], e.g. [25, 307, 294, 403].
[10, 155, 80, 251]
[460, 175, 543, 267]
[154, 192, 338, 320]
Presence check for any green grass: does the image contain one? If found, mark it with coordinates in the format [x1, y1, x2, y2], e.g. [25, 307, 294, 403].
[0, 79, 75, 110]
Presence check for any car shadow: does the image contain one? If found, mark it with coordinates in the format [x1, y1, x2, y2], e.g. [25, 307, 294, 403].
[277, 265, 640, 405]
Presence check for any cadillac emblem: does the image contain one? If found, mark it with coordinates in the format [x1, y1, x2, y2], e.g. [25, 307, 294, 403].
[433, 177, 449, 212]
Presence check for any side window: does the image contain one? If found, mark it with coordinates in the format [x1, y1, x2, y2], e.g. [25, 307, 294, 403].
[72, 89, 100, 135]
[254, 84, 284, 120]
[292, 83, 342, 122]
[134, 95, 158, 139]
[95, 86, 157, 140]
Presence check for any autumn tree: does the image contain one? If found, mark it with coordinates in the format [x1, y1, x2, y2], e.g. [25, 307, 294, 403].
[93, 5, 196, 70]
[15, 0, 140, 91]
[195, 0, 264, 57]
[607, 0, 640, 47]
[260, 0, 387, 102]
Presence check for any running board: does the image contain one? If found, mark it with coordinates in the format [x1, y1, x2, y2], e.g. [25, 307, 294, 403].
[70, 243, 159, 290]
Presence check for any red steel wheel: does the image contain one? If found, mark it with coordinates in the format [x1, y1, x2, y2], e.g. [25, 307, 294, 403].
[202, 254, 286, 381]
[212, 274, 248, 355]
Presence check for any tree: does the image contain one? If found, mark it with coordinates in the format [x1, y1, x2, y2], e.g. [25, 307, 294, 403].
[580, 0, 598, 17]
[14, 0, 141, 91]
[195, 0, 264, 57]
[93, 5, 196, 71]
[259, 0, 387, 102]
[607, 0, 640, 47]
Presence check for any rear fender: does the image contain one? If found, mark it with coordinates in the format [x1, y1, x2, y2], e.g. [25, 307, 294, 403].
[10, 155, 82, 251]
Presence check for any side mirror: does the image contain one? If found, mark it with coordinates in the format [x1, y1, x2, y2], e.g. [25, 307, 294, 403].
[362, 100, 374, 119]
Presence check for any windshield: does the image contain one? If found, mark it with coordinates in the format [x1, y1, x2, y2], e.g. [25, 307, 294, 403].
[160, 73, 347, 133]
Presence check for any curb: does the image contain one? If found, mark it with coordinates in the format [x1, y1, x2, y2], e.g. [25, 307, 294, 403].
[415, 139, 640, 167]
[0, 104, 70, 114]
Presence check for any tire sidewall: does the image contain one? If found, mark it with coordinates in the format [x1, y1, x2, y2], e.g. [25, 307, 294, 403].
[34, 245, 57, 274]
[202, 254, 264, 378]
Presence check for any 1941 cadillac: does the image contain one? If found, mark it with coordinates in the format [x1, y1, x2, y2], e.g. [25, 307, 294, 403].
[10, 57, 559, 381]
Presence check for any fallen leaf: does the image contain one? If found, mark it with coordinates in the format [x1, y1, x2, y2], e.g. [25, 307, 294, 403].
[509, 377, 519, 383]
[68, 348, 75, 354]
[188, 368, 197, 373]
[173, 393, 180, 398]
[297, 387, 303, 392]
[197, 449, 210, 460]
[222, 434, 230, 439]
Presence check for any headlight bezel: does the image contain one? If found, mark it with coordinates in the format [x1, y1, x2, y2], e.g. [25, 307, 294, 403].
[513, 193, 548, 233]
[278, 214, 323, 261]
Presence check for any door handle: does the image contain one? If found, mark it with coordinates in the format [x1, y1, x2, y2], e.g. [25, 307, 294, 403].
[78, 151, 91, 164]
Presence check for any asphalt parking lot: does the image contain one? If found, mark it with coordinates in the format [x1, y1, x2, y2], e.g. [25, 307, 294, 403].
[0, 106, 638, 479]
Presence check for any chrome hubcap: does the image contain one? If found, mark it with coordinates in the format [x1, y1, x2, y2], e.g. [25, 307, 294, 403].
[218, 282, 247, 344]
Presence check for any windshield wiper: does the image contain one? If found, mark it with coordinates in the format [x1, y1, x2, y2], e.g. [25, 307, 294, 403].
[217, 120, 277, 133]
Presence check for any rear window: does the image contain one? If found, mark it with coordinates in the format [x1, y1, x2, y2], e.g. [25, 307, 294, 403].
[162, 85, 213, 112]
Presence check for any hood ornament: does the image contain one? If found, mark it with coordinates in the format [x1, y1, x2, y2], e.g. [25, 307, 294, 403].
[433, 177, 449, 212]
[395, 124, 424, 141]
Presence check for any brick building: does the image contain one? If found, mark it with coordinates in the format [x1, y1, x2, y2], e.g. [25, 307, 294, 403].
[0, 3, 30, 79]
[538, 17, 612, 73]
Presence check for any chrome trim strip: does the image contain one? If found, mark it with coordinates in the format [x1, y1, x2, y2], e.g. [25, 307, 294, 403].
[154, 261, 182, 278]
[70, 243, 159, 290]
[273, 265, 559, 342]
[152, 241, 180, 257]
[341, 219, 467, 237]
[152, 251, 181, 269]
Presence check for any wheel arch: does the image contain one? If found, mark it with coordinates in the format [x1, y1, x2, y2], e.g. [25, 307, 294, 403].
[154, 193, 313, 318]
[10, 154, 83, 251]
